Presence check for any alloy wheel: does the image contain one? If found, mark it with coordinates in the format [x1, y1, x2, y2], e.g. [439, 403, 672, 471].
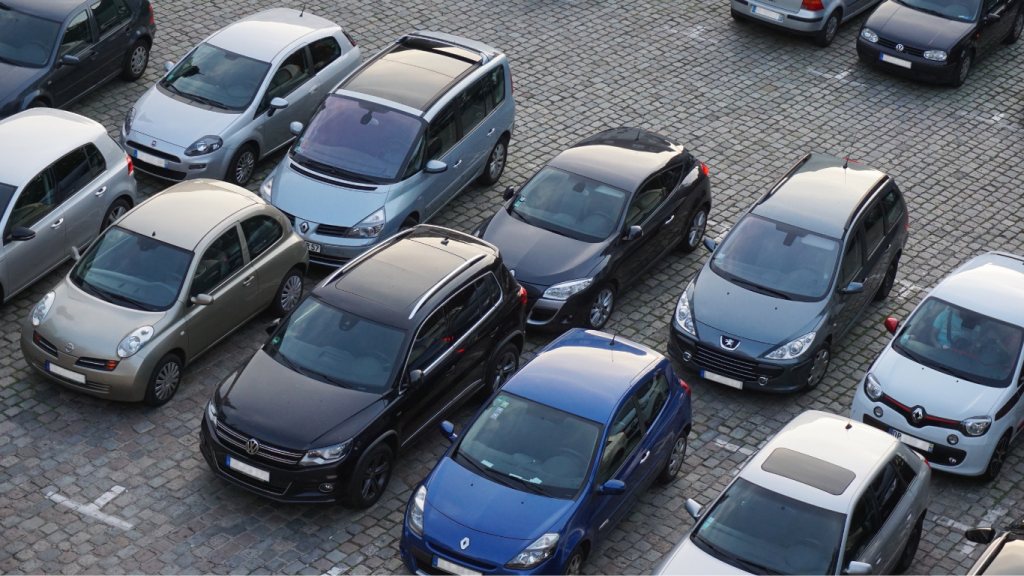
[130, 46, 148, 76]
[493, 350, 518, 389]
[106, 205, 127, 228]
[959, 57, 971, 83]
[807, 348, 829, 386]
[667, 436, 687, 477]
[154, 361, 181, 401]
[988, 435, 1010, 479]
[565, 554, 583, 576]
[824, 16, 838, 43]
[1016, 13, 1024, 38]
[235, 152, 256, 184]
[488, 142, 506, 181]
[280, 275, 303, 312]
[590, 288, 614, 327]
[360, 453, 390, 500]
[687, 210, 707, 248]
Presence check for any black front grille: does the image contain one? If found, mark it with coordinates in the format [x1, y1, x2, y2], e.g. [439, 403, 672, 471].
[127, 140, 181, 163]
[33, 332, 58, 356]
[412, 548, 448, 575]
[215, 422, 305, 466]
[316, 224, 350, 237]
[880, 395, 959, 431]
[877, 38, 925, 58]
[694, 344, 758, 382]
[32, 359, 111, 393]
[861, 415, 967, 466]
[309, 253, 351, 266]
[133, 158, 186, 181]
[76, 358, 118, 371]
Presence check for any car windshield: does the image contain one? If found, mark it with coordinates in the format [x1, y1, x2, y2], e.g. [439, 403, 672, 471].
[510, 167, 628, 242]
[454, 392, 603, 500]
[71, 227, 193, 312]
[0, 6, 60, 67]
[893, 297, 1023, 387]
[711, 214, 841, 301]
[894, 0, 981, 21]
[290, 95, 424, 183]
[265, 297, 406, 393]
[160, 43, 270, 111]
[692, 478, 845, 575]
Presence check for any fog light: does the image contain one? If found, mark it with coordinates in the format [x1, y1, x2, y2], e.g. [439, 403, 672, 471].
[189, 164, 207, 170]
[319, 483, 334, 493]
[873, 407, 883, 418]
[757, 376, 768, 386]
[682, 351, 692, 362]
[947, 434, 959, 445]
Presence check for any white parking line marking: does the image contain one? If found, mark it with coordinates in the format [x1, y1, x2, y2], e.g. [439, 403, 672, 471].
[44, 485, 133, 530]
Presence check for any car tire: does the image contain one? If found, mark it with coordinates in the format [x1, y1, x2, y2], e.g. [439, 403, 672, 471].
[101, 197, 132, 233]
[813, 10, 841, 47]
[27, 99, 48, 109]
[1004, 11, 1023, 44]
[344, 442, 393, 509]
[656, 431, 688, 485]
[677, 205, 709, 254]
[731, 9, 747, 22]
[874, 256, 899, 301]
[398, 216, 418, 232]
[482, 342, 520, 398]
[950, 53, 972, 88]
[226, 143, 258, 187]
[805, 343, 831, 390]
[477, 137, 508, 186]
[143, 353, 183, 407]
[981, 431, 1012, 482]
[121, 39, 150, 81]
[563, 545, 586, 576]
[270, 268, 304, 317]
[895, 511, 925, 574]
[584, 284, 615, 330]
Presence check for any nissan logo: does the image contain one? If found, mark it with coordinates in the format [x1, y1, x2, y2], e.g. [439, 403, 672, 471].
[300, 222, 310, 233]
[895, 44, 905, 52]
[911, 406, 925, 424]
[65, 342, 75, 353]
[460, 537, 470, 550]
[720, 336, 740, 351]
[246, 439, 260, 455]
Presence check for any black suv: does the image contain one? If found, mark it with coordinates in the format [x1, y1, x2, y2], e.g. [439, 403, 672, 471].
[200, 226, 526, 507]
[669, 153, 909, 393]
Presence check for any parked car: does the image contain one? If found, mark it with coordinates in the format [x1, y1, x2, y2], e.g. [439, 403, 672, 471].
[121, 8, 360, 186]
[259, 32, 515, 267]
[731, 0, 882, 47]
[669, 153, 909, 392]
[401, 329, 692, 575]
[857, 0, 1023, 86]
[0, 0, 156, 118]
[850, 252, 1024, 481]
[22, 179, 308, 406]
[474, 127, 712, 331]
[655, 410, 930, 575]
[964, 514, 1024, 575]
[200, 225, 526, 507]
[0, 109, 138, 303]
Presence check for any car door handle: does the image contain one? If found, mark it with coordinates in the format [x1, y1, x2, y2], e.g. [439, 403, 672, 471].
[94, 186, 106, 197]
[487, 128, 495, 136]
[884, 242, 891, 252]
[454, 160, 462, 168]
[242, 275, 254, 286]
[639, 450, 650, 463]
[663, 214, 675, 225]
[310, 85, 318, 93]
[51, 218, 63, 229]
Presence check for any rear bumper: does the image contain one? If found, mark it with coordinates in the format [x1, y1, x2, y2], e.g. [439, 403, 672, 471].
[856, 39, 959, 83]
[731, 0, 827, 34]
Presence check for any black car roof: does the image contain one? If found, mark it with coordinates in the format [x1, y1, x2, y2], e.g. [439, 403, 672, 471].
[5, 0, 84, 21]
[752, 153, 889, 239]
[548, 127, 686, 192]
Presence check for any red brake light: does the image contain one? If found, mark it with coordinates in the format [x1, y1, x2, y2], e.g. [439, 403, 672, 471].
[680, 378, 690, 395]
[148, 4, 154, 25]
[518, 286, 527, 306]
[801, 0, 825, 9]
[343, 30, 357, 47]
[126, 155, 133, 175]
[699, 161, 709, 176]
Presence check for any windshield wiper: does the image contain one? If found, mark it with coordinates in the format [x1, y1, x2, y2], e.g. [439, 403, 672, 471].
[77, 278, 113, 304]
[183, 93, 230, 110]
[458, 455, 519, 490]
[294, 157, 376, 184]
[101, 290, 156, 312]
[502, 473, 549, 497]
[539, 226, 579, 241]
[507, 205, 533, 225]
[892, 343, 977, 382]
[729, 277, 791, 300]
[694, 533, 782, 575]
[296, 365, 352, 389]
[79, 280, 153, 311]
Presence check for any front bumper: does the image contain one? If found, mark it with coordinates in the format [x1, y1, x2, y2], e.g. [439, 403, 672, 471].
[856, 38, 958, 83]
[120, 130, 231, 182]
[731, 0, 827, 34]
[276, 210, 379, 267]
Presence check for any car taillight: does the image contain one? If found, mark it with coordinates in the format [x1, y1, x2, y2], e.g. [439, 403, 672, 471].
[511, 73, 515, 95]
[126, 155, 133, 175]
[148, 4, 154, 25]
[343, 30, 357, 47]
[518, 286, 527, 306]
[801, 0, 825, 9]
[699, 161, 709, 176]
[680, 378, 691, 395]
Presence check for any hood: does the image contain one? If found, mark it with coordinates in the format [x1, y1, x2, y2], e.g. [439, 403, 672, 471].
[131, 86, 242, 147]
[0, 61, 41, 107]
[219, 350, 383, 449]
[481, 208, 607, 286]
[426, 457, 574, 540]
[657, 537, 751, 575]
[271, 160, 391, 227]
[693, 269, 826, 345]
[866, 1, 974, 49]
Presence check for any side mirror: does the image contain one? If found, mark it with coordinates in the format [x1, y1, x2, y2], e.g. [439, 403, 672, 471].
[268, 97, 289, 117]
[597, 480, 626, 495]
[425, 160, 448, 174]
[840, 282, 865, 295]
[884, 317, 899, 335]
[70, 246, 81, 262]
[965, 527, 996, 545]
[625, 225, 643, 241]
[439, 420, 457, 443]
[703, 238, 716, 252]
[265, 318, 281, 335]
[59, 55, 80, 67]
[684, 498, 702, 520]
[984, 13, 1001, 24]
[163, 61, 175, 73]
[409, 369, 423, 385]
[8, 227, 35, 242]
[844, 561, 873, 575]
[503, 186, 517, 201]
[289, 121, 303, 136]
[190, 294, 214, 306]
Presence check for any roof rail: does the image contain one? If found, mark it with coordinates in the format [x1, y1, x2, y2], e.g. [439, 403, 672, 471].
[408, 254, 486, 320]
[399, 33, 492, 64]
[319, 228, 418, 287]
[842, 176, 889, 232]
[755, 153, 813, 207]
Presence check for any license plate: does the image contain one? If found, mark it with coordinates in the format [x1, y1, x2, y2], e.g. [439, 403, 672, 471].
[46, 361, 85, 384]
[304, 241, 321, 253]
[751, 5, 783, 21]
[881, 53, 912, 69]
[701, 369, 743, 390]
[889, 428, 933, 452]
[133, 149, 168, 168]
[435, 557, 481, 576]
[226, 456, 270, 482]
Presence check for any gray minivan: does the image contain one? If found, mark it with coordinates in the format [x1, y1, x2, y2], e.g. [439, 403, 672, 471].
[258, 31, 515, 266]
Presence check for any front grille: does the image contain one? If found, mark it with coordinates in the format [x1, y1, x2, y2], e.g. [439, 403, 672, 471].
[861, 415, 967, 466]
[76, 358, 118, 371]
[694, 344, 758, 382]
[316, 224, 350, 237]
[215, 422, 305, 466]
[33, 332, 58, 356]
[877, 38, 925, 58]
[126, 140, 181, 163]
[32, 359, 111, 393]
[132, 158, 187, 181]
[412, 548, 448, 575]
[880, 395, 959, 431]
[309, 253, 351, 266]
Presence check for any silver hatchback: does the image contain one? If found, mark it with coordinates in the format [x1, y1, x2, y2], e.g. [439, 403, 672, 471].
[731, 0, 884, 47]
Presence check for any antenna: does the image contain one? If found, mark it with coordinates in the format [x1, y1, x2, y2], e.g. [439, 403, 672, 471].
[299, 3, 305, 16]
[610, 334, 616, 347]
[843, 157, 849, 169]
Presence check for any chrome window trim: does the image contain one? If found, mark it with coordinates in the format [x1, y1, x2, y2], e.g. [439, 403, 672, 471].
[408, 253, 486, 319]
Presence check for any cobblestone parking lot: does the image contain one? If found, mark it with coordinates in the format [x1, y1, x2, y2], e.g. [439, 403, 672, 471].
[2, 0, 1024, 574]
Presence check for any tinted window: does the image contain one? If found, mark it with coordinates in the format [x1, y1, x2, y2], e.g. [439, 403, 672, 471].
[635, 374, 670, 425]
[459, 76, 492, 135]
[190, 227, 244, 297]
[597, 399, 643, 484]
[7, 172, 56, 234]
[839, 232, 864, 287]
[844, 495, 880, 563]
[625, 173, 670, 227]
[447, 275, 501, 339]
[265, 49, 311, 104]
[162, 44, 271, 111]
[407, 307, 450, 372]
[240, 215, 283, 260]
[426, 103, 458, 161]
[862, 204, 886, 256]
[59, 11, 93, 58]
[881, 189, 904, 231]
[308, 36, 342, 72]
[0, 6, 60, 67]
[511, 166, 629, 243]
[660, 166, 684, 192]
[85, 144, 106, 178]
[899, 0, 981, 21]
[488, 66, 506, 108]
[869, 459, 911, 526]
[53, 147, 94, 202]
[91, 0, 131, 36]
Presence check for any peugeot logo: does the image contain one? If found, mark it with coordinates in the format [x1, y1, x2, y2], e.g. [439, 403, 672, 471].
[246, 439, 260, 455]
[509, 269, 515, 277]
[151, 140, 157, 147]
[720, 336, 740, 351]
[65, 342, 75, 353]
[911, 406, 925, 424]
[460, 537, 470, 550]
[895, 44, 905, 52]
[300, 222, 310, 233]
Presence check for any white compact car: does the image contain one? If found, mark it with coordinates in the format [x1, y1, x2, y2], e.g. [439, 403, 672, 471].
[654, 411, 930, 576]
[851, 252, 1024, 481]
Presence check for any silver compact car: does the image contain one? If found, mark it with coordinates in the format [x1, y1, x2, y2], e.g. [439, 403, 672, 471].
[731, 0, 884, 47]
[120, 8, 361, 186]
[259, 32, 515, 266]
[0, 109, 138, 303]
[22, 180, 309, 407]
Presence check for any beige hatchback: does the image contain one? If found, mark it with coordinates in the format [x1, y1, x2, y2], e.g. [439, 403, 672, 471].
[21, 179, 309, 406]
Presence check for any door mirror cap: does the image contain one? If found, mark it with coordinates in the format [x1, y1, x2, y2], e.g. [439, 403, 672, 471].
[503, 186, 517, 201]
[684, 498, 702, 520]
[625, 225, 643, 241]
[425, 159, 448, 174]
[884, 317, 899, 335]
[70, 246, 81, 262]
[597, 480, 626, 495]
[265, 318, 281, 335]
[289, 121, 304, 136]
[409, 369, 424, 385]
[984, 13, 1001, 23]
[190, 294, 214, 306]
[844, 561, 873, 575]
[163, 61, 175, 73]
[703, 238, 716, 252]
[8, 227, 35, 242]
[269, 97, 289, 110]
[965, 527, 996, 545]
[59, 55, 80, 67]
[439, 420, 457, 443]
[841, 281, 865, 295]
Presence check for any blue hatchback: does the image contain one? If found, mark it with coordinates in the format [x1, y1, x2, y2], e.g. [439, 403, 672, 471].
[400, 329, 692, 575]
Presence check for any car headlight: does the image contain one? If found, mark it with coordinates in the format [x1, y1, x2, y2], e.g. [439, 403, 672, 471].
[117, 326, 154, 358]
[961, 416, 992, 437]
[206, 398, 218, 427]
[299, 439, 352, 466]
[864, 373, 883, 401]
[765, 331, 816, 360]
[184, 135, 224, 157]
[860, 28, 878, 43]
[542, 278, 593, 301]
[673, 280, 696, 336]
[31, 292, 55, 327]
[506, 533, 559, 570]
[924, 50, 947, 62]
[123, 107, 136, 135]
[259, 176, 274, 202]
[345, 208, 386, 239]
[409, 485, 427, 536]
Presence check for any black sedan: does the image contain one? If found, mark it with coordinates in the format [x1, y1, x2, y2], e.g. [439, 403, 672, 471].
[475, 127, 712, 331]
[857, 0, 1023, 86]
[0, 0, 156, 118]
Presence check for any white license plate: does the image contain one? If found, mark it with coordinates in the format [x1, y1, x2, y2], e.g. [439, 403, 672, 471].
[435, 557, 481, 576]
[881, 54, 912, 69]
[46, 361, 85, 384]
[701, 370, 743, 390]
[751, 5, 783, 21]
[226, 456, 270, 482]
[889, 428, 933, 452]
[133, 149, 168, 168]
[304, 241, 321, 253]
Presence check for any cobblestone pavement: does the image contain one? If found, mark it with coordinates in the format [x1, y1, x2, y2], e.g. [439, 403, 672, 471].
[2, 0, 1024, 574]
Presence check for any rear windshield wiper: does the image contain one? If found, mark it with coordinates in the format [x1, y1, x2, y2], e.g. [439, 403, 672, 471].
[730, 277, 791, 300]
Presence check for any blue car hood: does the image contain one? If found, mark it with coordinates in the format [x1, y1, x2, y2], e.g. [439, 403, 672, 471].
[272, 160, 390, 227]
[427, 457, 575, 540]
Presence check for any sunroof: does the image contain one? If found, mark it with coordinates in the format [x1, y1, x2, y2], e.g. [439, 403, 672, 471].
[761, 447, 856, 496]
[343, 44, 479, 110]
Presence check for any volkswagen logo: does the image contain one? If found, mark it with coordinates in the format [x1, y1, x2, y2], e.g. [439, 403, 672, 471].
[246, 439, 260, 455]
[460, 537, 470, 550]
[299, 222, 310, 233]
[151, 140, 157, 147]
[720, 336, 740, 351]
[911, 406, 925, 424]
[896, 44, 905, 52]
[65, 342, 74, 353]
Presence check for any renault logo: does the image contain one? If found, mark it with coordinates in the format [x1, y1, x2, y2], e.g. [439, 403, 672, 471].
[896, 44, 905, 52]
[720, 336, 740, 351]
[911, 406, 925, 424]
[65, 342, 75, 353]
[460, 537, 470, 550]
[246, 439, 260, 455]
[300, 222, 310, 233]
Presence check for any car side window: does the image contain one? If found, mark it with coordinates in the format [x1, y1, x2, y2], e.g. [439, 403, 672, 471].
[264, 49, 311, 107]
[85, 144, 106, 178]
[659, 166, 684, 193]
[983, 0, 1000, 13]
[426, 103, 458, 161]
[308, 37, 342, 73]
[6, 172, 57, 236]
[869, 458, 912, 526]
[459, 76, 493, 136]
[59, 11, 94, 58]
[190, 226, 245, 297]
[862, 203, 886, 256]
[407, 307, 451, 372]
[844, 494, 881, 563]
[52, 147, 94, 203]
[90, 0, 131, 36]
[240, 215, 283, 260]
[446, 274, 501, 340]
[597, 399, 644, 484]
[488, 66, 506, 108]
[880, 188, 904, 232]
[839, 231, 864, 288]
[625, 173, 670, 227]
[634, 373, 670, 426]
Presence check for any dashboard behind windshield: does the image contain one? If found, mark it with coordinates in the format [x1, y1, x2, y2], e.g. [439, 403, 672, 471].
[162, 44, 270, 111]
[511, 166, 628, 243]
[895, 0, 981, 22]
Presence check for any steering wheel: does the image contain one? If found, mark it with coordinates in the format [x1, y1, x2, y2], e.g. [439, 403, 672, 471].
[557, 447, 585, 463]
